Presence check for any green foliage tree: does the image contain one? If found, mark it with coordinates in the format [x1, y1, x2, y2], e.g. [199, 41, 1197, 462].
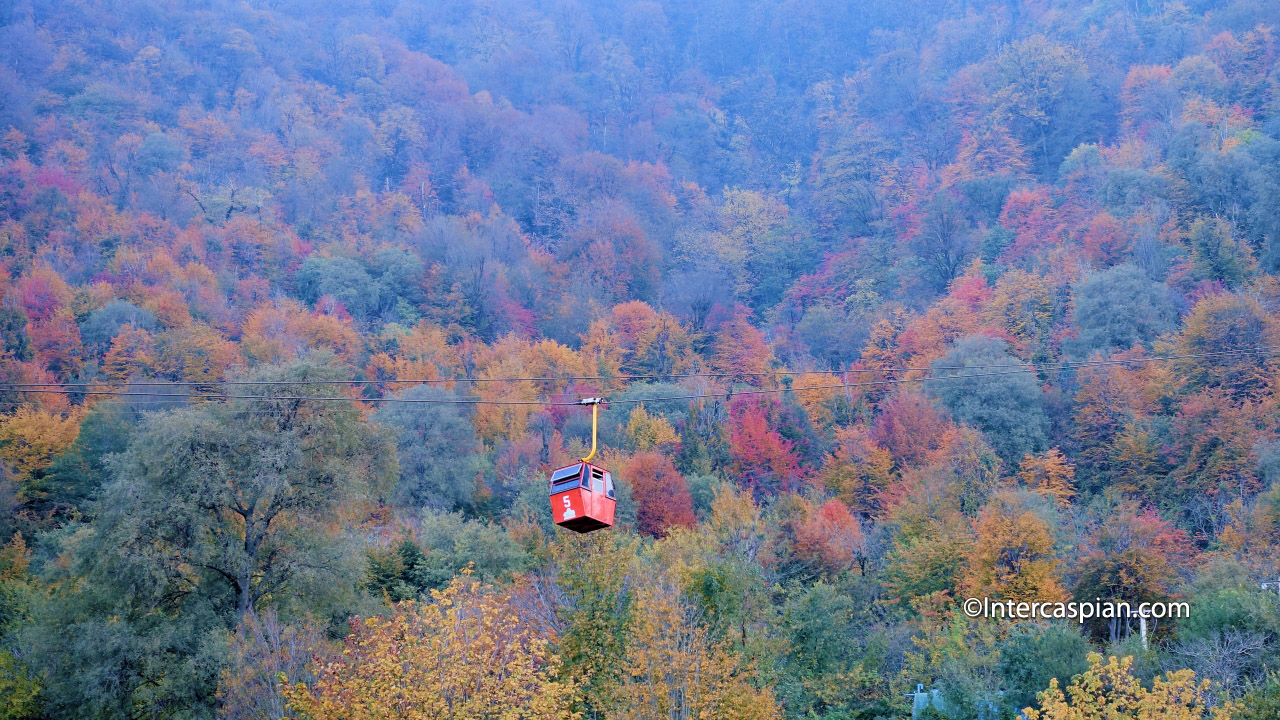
[927, 336, 1049, 464]
[998, 623, 1092, 713]
[365, 511, 526, 601]
[773, 581, 892, 718]
[909, 190, 976, 292]
[28, 401, 141, 520]
[1235, 672, 1280, 720]
[1188, 218, 1256, 287]
[547, 532, 638, 719]
[1069, 264, 1176, 356]
[1169, 588, 1280, 693]
[294, 256, 380, 320]
[18, 356, 391, 719]
[908, 615, 1006, 720]
[809, 125, 898, 238]
[78, 300, 156, 351]
[0, 308, 33, 373]
[371, 385, 485, 511]
[96, 355, 390, 621]
[0, 534, 39, 720]
[0, 648, 40, 720]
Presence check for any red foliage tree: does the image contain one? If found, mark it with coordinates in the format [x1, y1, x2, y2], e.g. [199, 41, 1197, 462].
[13, 266, 69, 322]
[1163, 390, 1264, 506]
[1086, 502, 1196, 571]
[947, 265, 994, 310]
[728, 401, 802, 498]
[997, 187, 1061, 264]
[622, 451, 695, 537]
[870, 391, 951, 469]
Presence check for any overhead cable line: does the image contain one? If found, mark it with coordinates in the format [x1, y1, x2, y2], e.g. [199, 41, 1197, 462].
[3, 346, 1277, 407]
[2, 345, 1277, 390]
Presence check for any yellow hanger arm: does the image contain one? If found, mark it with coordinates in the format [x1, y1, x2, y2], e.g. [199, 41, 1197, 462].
[581, 401, 599, 463]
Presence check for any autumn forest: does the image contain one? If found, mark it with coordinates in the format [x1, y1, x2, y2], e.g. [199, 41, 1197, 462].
[2, 0, 1280, 718]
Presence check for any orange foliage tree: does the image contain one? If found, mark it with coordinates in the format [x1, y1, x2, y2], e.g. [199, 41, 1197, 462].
[27, 312, 84, 380]
[366, 321, 460, 387]
[102, 325, 157, 381]
[153, 323, 243, 383]
[961, 492, 1066, 603]
[1018, 448, 1076, 504]
[793, 499, 868, 576]
[820, 426, 894, 517]
[712, 307, 774, 385]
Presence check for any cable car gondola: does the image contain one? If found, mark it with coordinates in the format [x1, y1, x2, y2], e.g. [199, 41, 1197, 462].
[550, 398, 615, 533]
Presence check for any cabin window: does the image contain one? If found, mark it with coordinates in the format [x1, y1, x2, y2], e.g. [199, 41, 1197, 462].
[550, 465, 583, 494]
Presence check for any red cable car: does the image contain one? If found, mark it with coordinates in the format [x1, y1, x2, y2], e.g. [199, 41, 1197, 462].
[550, 398, 616, 533]
[549, 461, 616, 532]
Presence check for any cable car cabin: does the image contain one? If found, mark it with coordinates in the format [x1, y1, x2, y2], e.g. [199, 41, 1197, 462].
[549, 462, 616, 533]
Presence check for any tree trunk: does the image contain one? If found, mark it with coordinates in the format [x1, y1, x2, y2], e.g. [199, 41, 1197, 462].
[239, 514, 263, 621]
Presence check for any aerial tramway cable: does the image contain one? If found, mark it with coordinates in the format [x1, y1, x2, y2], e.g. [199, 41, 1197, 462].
[0, 340, 1274, 386]
[1, 345, 1276, 408]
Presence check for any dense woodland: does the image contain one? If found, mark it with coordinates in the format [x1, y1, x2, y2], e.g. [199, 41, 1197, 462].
[2, 0, 1280, 718]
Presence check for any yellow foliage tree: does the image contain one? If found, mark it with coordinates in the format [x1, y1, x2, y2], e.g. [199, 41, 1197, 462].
[102, 324, 156, 381]
[1025, 653, 1233, 720]
[788, 372, 844, 428]
[472, 335, 586, 445]
[0, 405, 81, 482]
[1174, 293, 1280, 399]
[366, 321, 461, 386]
[985, 269, 1053, 353]
[706, 484, 775, 568]
[631, 312, 695, 376]
[580, 318, 626, 383]
[282, 576, 577, 720]
[625, 405, 679, 452]
[0, 532, 30, 581]
[1018, 448, 1076, 504]
[610, 582, 780, 720]
[153, 323, 242, 383]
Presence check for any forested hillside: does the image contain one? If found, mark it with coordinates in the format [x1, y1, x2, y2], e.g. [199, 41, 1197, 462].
[2, 0, 1280, 718]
